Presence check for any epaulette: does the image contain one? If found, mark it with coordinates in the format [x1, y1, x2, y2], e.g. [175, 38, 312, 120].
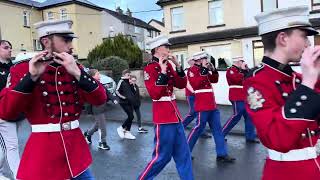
[245, 64, 264, 79]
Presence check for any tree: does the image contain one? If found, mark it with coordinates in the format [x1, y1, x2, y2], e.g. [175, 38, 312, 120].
[87, 34, 143, 68]
[92, 56, 129, 82]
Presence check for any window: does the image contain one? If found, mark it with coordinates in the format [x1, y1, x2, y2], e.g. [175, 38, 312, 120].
[60, 9, 68, 20]
[312, 0, 320, 10]
[47, 11, 54, 20]
[252, 40, 264, 66]
[171, 7, 184, 31]
[313, 0, 320, 4]
[202, 44, 231, 70]
[135, 26, 142, 34]
[173, 51, 187, 69]
[23, 11, 30, 27]
[314, 35, 320, 45]
[208, 0, 224, 25]
[33, 40, 42, 51]
[261, 0, 278, 12]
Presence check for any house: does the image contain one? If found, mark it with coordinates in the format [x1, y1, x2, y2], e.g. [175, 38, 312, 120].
[148, 19, 165, 37]
[0, 0, 160, 59]
[156, 0, 320, 104]
[101, 7, 160, 50]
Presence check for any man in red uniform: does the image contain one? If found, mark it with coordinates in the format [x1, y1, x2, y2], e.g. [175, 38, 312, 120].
[244, 6, 320, 179]
[0, 20, 107, 180]
[182, 57, 211, 138]
[138, 35, 193, 180]
[222, 56, 258, 143]
[187, 51, 235, 163]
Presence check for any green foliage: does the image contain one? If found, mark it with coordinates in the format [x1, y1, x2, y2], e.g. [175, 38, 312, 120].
[87, 34, 143, 68]
[92, 56, 129, 81]
[79, 60, 91, 68]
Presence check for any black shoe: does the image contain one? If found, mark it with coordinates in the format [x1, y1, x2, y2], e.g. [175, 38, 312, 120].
[138, 127, 148, 133]
[224, 138, 228, 142]
[200, 132, 212, 138]
[84, 131, 92, 144]
[98, 142, 110, 150]
[216, 156, 236, 163]
[246, 139, 260, 144]
[191, 156, 194, 160]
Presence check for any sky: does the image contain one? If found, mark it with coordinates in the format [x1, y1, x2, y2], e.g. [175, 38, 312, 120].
[36, 0, 163, 23]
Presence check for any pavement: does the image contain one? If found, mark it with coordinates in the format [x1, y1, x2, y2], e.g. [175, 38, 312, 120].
[14, 99, 267, 180]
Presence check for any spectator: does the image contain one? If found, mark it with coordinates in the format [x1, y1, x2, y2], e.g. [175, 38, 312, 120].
[129, 75, 148, 133]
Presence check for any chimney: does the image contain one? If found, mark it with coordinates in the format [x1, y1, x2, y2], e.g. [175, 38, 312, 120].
[116, 6, 123, 14]
[126, 8, 132, 17]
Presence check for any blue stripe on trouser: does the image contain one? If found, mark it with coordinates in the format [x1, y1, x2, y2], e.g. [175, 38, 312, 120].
[222, 101, 256, 140]
[187, 109, 227, 156]
[182, 96, 198, 128]
[138, 123, 194, 180]
[72, 169, 95, 180]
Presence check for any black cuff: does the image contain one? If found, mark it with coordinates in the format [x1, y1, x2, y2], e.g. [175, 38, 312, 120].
[284, 85, 320, 120]
[78, 69, 99, 92]
[156, 73, 168, 85]
[200, 67, 209, 75]
[211, 69, 218, 74]
[176, 66, 185, 77]
[13, 73, 36, 93]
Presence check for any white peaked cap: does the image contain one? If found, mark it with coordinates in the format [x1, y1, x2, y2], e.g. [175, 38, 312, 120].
[146, 35, 171, 50]
[34, 20, 77, 39]
[192, 51, 209, 60]
[255, 6, 318, 36]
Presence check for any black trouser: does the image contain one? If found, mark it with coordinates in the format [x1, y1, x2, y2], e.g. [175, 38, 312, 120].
[133, 106, 142, 127]
[120, 103, 134, 131]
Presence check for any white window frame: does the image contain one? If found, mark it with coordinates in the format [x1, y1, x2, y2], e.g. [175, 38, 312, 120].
[47, 11, 54, 20]
[23, 11, 30, 27]
[201, 44, 231, 70]
[208, 0, 224, 26]
[261, 0, 278, 12]
[173, 51, 187, 69]
[252, 40, 264, 66]
[312, 0, 320, 10]
[60, 9, 68, 20]
[33, 39, 42, 51]
[171, 6, 185, 31]
[135, 26, 142, 34]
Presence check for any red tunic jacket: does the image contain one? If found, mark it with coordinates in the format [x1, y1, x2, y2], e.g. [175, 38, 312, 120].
[226, 65, 247, 101]
[187, 65, 219, 112]
[0, 61, 107, 180]
[244, 56, 320, 180]
[144, 57, 186, 124]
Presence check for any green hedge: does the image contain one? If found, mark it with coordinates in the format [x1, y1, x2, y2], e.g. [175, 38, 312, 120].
[87, 34, 143, 69]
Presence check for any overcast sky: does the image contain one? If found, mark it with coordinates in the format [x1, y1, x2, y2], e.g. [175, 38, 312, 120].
[36, 0, 163, 23]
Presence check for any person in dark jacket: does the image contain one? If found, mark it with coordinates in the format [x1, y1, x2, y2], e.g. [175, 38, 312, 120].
[129, 75, 148, 133]
[116, 69, 136, 140]
[84, 69, 110, 150]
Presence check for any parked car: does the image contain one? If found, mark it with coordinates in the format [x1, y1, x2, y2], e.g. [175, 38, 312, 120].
[100, 73, 116, 94]
[82, 67, 116, 94]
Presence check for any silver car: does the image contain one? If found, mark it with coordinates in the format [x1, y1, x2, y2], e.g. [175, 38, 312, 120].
[83, 67, 116, 94]
[100, 74, 116, 94]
